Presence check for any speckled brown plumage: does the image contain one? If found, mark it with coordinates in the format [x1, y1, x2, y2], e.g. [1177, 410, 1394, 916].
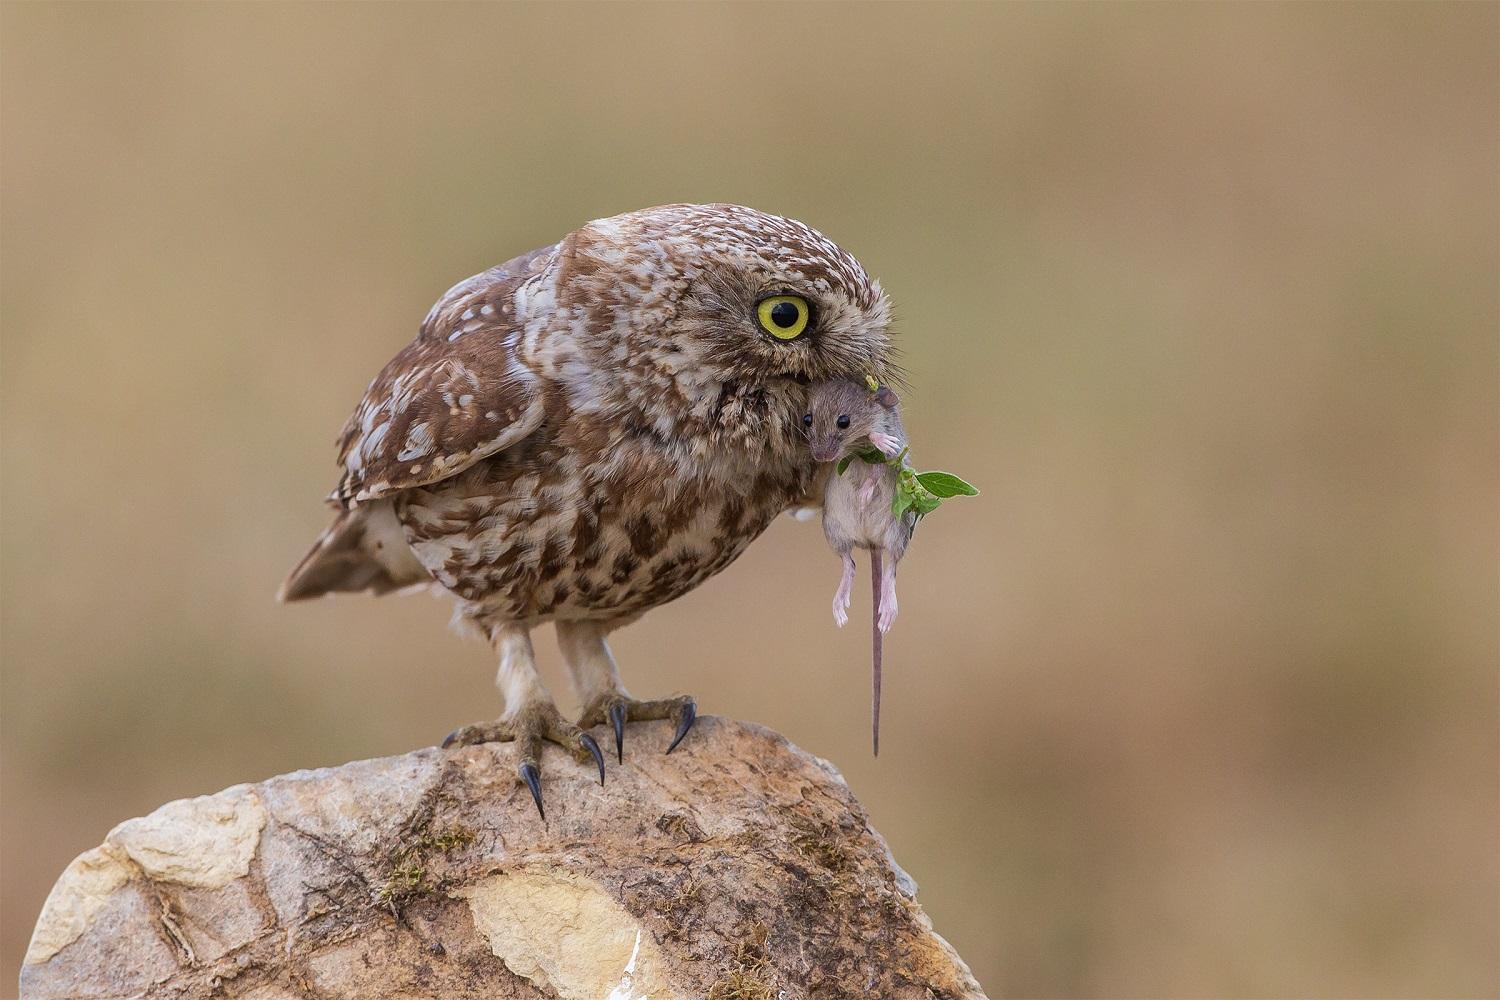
[282, 203, 896, 810]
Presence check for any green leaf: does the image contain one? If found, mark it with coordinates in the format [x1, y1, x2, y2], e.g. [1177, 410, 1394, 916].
[890, 478, 914, 517]
[911, 492, 942, 517]
[836, 455, 853, 476]
[915, 471, 979, 498]
[891, 471, 934, 518]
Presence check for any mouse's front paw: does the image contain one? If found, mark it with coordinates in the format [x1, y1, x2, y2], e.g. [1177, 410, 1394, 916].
[870, 431, 903, 456]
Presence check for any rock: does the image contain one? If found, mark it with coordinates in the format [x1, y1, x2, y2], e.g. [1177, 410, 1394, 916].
[20, 717, 987, 999]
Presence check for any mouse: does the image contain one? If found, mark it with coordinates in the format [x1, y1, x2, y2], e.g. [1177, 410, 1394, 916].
[803, 377, 915, 756]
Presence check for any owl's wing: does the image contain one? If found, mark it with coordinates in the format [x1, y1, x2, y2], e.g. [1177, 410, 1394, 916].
[331, 244, 555, 506]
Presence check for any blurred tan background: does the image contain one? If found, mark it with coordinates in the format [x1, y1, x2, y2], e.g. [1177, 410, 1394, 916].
[2, 3, 1496, 996]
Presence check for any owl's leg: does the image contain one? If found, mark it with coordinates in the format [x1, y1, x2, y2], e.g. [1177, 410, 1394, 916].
[442, 623, 605, 821]
[558, 619, 696, 764]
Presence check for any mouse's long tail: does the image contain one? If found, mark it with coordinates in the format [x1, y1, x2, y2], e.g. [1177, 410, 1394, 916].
[870, 548, 883, 757]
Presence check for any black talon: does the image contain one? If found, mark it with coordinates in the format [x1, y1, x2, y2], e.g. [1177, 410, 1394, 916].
[608, 702, 627, 763]
[441, 728, 461, 749]
[519, 762, 545, 822]
[580, 732, 606, 785]
[666, 700, 696, 754]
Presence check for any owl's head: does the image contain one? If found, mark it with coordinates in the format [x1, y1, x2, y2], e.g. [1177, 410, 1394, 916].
[562, 204, 897, 388]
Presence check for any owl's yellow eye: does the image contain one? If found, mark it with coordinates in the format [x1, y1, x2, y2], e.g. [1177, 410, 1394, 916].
[756, 295, 810, 340]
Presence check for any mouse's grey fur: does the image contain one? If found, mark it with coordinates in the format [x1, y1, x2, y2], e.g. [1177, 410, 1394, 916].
[804, 378, 916, 755]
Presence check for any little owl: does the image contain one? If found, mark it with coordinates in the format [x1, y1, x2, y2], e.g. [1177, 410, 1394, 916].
[281, 203, 895, 817]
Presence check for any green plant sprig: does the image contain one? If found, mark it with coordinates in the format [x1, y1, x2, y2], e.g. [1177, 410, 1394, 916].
[837, 446, 979, 519]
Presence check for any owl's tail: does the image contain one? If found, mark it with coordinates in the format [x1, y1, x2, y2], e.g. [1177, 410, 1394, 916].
[278, 500, 431, 602]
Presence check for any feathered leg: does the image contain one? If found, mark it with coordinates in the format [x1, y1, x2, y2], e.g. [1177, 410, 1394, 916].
[442, 623, 604, 821]
[561, 620, 696, 764]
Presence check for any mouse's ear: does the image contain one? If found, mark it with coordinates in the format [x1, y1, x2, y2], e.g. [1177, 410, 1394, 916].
[874, 386, 900, 409]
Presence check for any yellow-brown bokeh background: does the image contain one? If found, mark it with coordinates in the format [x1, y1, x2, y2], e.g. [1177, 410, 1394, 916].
[3, 4, 1496, 996]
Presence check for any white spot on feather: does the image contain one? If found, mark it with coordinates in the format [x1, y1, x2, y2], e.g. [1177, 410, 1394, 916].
[397, 422, 434, 461]
[390, 370, 425, 414]
[361, 419, 391, 457]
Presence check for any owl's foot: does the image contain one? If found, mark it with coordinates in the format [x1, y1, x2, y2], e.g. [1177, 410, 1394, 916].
[577, 693, 697, 764]
[442, 701, 605, 821]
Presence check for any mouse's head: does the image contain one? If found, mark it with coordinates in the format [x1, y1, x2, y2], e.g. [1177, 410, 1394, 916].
[803, 378, 900, 463]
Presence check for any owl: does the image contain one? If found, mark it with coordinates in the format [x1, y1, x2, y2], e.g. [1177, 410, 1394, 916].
[281, 204, 895, 817]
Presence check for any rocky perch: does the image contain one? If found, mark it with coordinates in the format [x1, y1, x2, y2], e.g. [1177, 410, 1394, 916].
[21, 717, 987, 999]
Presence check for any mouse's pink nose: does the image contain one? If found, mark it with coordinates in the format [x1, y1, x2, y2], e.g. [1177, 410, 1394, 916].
[810, 443, 841, 463]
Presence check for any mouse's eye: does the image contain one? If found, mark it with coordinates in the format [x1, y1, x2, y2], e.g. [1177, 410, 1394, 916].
[836, 414, 851, 430]
[802, 413, 813, 428]
[756, 295, 811, 341]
